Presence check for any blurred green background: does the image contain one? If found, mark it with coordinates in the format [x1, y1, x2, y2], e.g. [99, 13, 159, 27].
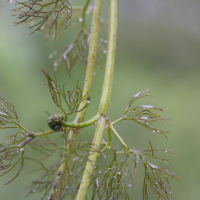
[1, 0, 200, 199]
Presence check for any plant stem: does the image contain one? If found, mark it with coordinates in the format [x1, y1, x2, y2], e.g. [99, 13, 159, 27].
[76, 0, 103, 123]
[62, 112, 101, 128]
[76, 0, 117, 199]
[110, 125, 128, 148]
[75, 116, 106, 200]
[48, 0, 103, 199]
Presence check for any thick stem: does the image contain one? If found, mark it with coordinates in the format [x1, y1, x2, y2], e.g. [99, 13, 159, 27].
[48, 0, 103, 199]
[75, 116, 106, 200]
[76, 0, 117, 199]
[76, 0, 103, 123]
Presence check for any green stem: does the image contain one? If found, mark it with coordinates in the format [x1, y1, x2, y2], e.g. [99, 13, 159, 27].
[81, 0, 91, 29]
[34, 130, 55, 137]
[62, 112, 101, 128]
[112, 117, 124, 125]
[48, 0, 103, 199]
[110, 125, 128, 148]
[75, 0, 103, 123]
[76, 1, 117, 199]
[75, 116, 106, 200]
[12, 121, 29, 133]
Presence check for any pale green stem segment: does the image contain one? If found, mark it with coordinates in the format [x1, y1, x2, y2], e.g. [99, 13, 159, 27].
[62, 112, 101, 128]
[76, 0, 103, 123]
[98, 0, 117, 114]
[75, 116, 106, 200]
[76, 0, 117, 199]
[49, 0, 103, 199]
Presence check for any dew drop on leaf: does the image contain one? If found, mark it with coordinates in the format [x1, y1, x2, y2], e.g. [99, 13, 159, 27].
[79, 17, 83, 22]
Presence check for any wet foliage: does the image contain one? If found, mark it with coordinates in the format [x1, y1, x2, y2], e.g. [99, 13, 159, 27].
[42, 69, 90, 118]
[2, 0, 180, 199]
[121, 90, 171, 138]
[0, 96, 29, 184]
[0, 89, 179, 199]
[25, 137, 95, 200]
[87, 90, 180, 200]
[12, 0, 107, 75]
[90, 144, 179, 200]
[12, 0, 72, 40]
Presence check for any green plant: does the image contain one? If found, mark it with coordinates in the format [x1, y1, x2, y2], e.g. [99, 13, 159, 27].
[1, 0, 179, 199]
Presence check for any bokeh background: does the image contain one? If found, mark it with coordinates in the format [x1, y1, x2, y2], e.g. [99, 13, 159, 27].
[1, 0, 200, 199]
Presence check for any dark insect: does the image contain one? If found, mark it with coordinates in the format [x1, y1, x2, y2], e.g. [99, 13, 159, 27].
[47, 113, 64, 131]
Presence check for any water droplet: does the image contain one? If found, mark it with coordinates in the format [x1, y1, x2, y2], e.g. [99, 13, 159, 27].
[100, 38, 103, 42]
[134, 92, 141, 97]
[140, 116, 148, 120]
[118, 171, 121, 174]
[49, 54, 53, 59]
[93, 72, 96, 76]
[165, 150, 168, 152]
[103, 50, 107, 53]
[153, 131, 155, 132]
[98, 170, 102, 173]
[149, 163, 158, 169]
[79, 17, 83, 22]
[86, 100, 90, 104]
[54, 62, 58, 67]
[140, 104, 154, 109]
[20, 147, 24, 152]
[104, 40, 107, 43]
[86, 5, 93, 14]
[128, 184, 132, 187]
[8, 0, 13, 3]
[40, 25, 45, 30]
